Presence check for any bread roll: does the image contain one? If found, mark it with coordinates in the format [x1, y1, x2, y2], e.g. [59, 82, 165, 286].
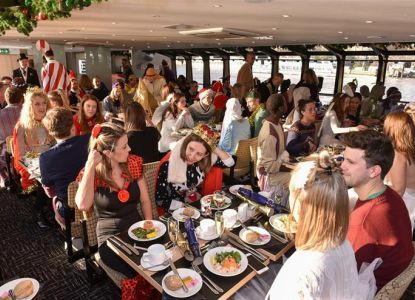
[143, 220, 154, 230]
[183, 207, 195, 217]
[164, 275, 182, 291]
[245, 231, 259, 243]
[13, 280, 33, 299]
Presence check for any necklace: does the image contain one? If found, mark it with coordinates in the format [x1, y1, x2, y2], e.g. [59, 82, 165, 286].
[116, 175, 130, 203]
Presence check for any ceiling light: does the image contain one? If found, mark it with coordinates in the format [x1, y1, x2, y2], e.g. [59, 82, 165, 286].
[152, 15, 161, 18]
[147, 45, 151, 49]
[112, 22, 117, 25]
[217, 42, 221, 45]
[365, 20, 373, 24]
[213, 4, 222, 8]
[190, 43, 194, 46]
[112, 34, 116, 37]
[367, 35, 383, 39]
[282, 14, 291, 18]
[122, 44, 126, 46]
[59, 31, 63, 34]
[131, 39, 135, 41]
[271, 27, 277, 30]
[177, 41, 181, 43]
[344, 37, 349, 40]
[337, 31, 343, 34]
[252, 41, 255, 44]
[163, 37, 167, 39]
[215, 38, 220, 41]
[106, 41, 109, 44]
[410, 34, 415, 37]
[149, 30, 153, 33]
[167, 45, 170, 47]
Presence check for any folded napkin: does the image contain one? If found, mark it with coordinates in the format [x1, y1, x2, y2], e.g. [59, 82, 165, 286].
[184, 218, 202, 257]
[238, 188, 285, 213]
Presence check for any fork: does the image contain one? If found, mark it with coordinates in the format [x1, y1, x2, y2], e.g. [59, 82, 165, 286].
[192, 261, 223, 293]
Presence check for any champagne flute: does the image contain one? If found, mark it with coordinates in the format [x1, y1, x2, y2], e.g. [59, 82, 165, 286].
[167, 217, 179, 244]
[215, 211, 225, 238]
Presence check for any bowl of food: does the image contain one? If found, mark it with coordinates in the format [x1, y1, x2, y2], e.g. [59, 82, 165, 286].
[203, 246, 248, 277]
[128, 220, 167, 241]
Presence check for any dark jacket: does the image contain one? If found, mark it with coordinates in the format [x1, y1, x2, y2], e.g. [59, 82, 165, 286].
[12, 67, 40, 87]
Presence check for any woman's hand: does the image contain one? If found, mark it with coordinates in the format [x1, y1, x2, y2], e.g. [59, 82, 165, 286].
[356, 125, 368, 131]
[86, 150, 102, 168]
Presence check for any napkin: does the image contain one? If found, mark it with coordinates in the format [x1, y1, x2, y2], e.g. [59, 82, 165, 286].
[184, 218, 202, 257]
[238, 188, 285, 213]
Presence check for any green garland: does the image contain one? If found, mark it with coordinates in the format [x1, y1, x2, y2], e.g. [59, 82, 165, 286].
[0, 0, 106, 36]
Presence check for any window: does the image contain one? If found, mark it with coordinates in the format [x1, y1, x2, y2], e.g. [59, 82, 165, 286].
[229, 56, 245, 85]
[385, 57, 415, 102]
[176, 56, 186, 78]
[343, 56, 379, 91]
[309, 56, 337, 95]
[210, 57, 223, 83]
[279, 56, 302, 85]
[192, 56, 203, 85]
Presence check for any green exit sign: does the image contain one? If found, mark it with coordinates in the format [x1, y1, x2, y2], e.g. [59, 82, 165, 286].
[0, 49, 10, 54]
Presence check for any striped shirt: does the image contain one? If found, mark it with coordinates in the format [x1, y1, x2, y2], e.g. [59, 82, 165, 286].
[0, 104, 21, 142]
[41, 59, 70, 93]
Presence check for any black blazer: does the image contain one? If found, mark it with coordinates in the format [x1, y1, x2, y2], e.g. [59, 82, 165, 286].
[12, 67, 40, 87]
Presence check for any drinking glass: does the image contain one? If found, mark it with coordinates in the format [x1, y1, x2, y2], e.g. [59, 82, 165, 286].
[213, 190, 225, 208]
[167, 217, 179, 244]
[215, 211, 225, 237]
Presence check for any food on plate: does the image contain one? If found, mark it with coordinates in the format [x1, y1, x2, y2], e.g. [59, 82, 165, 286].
[164, 275, 183, 291]
[272, 214, 297, 233]
[182, 276, 199, 289]
[183, 207, 195, 217]
[132, 225, 158, 239]
[211, 251, 242, 273]
[13, 279, 33, 299]
[245, 231, 260, 243]
[0, 291, 12, 300]
[143, 220, 154, 230]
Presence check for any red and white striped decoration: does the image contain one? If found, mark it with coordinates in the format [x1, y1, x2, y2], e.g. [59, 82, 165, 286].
[35, 39, 51, 53]
[41, 60, 70, 93]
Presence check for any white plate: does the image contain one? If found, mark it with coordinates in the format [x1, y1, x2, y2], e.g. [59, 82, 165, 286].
[162, 268, 202, 298]
[239, 226, 271, 246]
[128, 220, 167, 242]
[0, 278, 40, 300]
[203, 246, 248, 277]
[195, 226, 219, 241]
[269, 214, 297, 234]
[140, 250, 172, 272]
[201, 195, 232, 210]
[229, 185, 252, 196]
[172, 207, 201, 222]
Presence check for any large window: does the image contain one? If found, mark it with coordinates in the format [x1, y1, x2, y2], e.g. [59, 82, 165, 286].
[279, 56, 302, 85]
[309, 56, 337, 95]
[192, 56, 204, 85]
[385, 57, 415, 102]
[210, 57, 223, 83]
[343, 56, 379, 91]
[252, 57, 271, 82]
[176, 56, 186, 78]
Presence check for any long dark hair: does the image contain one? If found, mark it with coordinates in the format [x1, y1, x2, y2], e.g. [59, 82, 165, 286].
[78, 94, 105, 132]
[162, 92, 185, 121]
[124, 102, 146, 131]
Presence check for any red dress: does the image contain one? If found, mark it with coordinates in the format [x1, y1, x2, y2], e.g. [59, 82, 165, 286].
[73, 115, 96, 136]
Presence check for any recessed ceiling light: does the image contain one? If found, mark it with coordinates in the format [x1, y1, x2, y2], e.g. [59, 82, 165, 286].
[215, 38, 220, 41]
[367, 35, 383, 39]
[217, 42, 221, 45]
[282, 14, 291, 18]
[190, 43, 194, 46]
[163, 36, 167, 39]
[106, 41, 109, 44]
[167, 45, 170, 47]
[365, 20, 373, 24]
[177, 41, 181, 43]
[122, 44, 126, 46]
[152, 15, 160, 18]
[271, 27, 277, 30]
[147, 45, 151, 49]
[131, 39, 135, 41]
[252, 41, 255, 44]
[59, 31, 63, 34]
[149, 30, 153, 33]
[112, 34, 116, 37]
[410, 34, 415, 37]
[213, 4, 222, 8]
[63, 39, 67, 42]
[337, 31, 343, 34]
[112, 22, 117, 25]
[344, 37, 349, 40]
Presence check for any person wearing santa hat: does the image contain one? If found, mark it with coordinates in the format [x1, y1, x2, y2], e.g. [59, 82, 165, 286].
[189, 88, 215, 123]
[212, 81, 229, 122]
[12, 53, 40, 87]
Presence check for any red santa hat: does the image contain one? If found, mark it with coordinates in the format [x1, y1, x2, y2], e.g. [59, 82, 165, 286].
[212, 81, 223, 93]
[197, 88, 213, 100]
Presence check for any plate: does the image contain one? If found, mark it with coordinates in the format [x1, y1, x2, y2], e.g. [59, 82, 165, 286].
[172, 207, 201, 222]
[229, 185, 252, 196]
[239, 226, 271, 246]
[0, 278, 40, 300]
[201, 195, 232, 210]
[195, 226, 219, 241]
[128, 220, 167, 242]
[162, 268, 202, 298]
[269, 214, 297, 234]
[140, 250, 172, 272]
[203, 246, 248, 277]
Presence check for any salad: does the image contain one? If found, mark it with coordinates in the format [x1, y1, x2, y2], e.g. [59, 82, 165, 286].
[131, 227, 158, 239]
[211, 251, 241, 273]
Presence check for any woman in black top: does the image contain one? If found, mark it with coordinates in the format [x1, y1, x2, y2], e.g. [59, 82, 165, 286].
[75, 122, 152, 278]
[125, 102, 160, 163]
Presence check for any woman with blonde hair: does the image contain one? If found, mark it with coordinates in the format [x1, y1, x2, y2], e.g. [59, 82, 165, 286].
[384, 111, 415, 228]
[76, 122, 153, 282]
[73, 94, 105, 135]
[267, 152, 378, 299]
[360, 84, 385, 119]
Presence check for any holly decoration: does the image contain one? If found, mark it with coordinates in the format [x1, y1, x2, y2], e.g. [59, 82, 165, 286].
[0, 0, 107, 36]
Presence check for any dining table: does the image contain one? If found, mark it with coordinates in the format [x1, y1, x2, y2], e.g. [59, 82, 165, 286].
[107, 188, 294, 299]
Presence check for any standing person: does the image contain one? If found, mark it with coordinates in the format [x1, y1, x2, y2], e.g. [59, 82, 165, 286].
[159, 59, 176, 84]
[286, 99, 317, 157]
[75, 122, 153, 283]
[73, 94, 105, 136]
[121, 58, 134, 80]
[91, 76, 109, 101]
[12, 53, 40, 87]
[267, 152, 378, 299]
[246, 90, 268, 137]
[40, 108, 89, 224]
[134, 68, 166, 115]
[125, 102, 160, 163]
[341, 130, 414, 290]
[189, 89, 215, 123]
[237, 52, 255, 97]
[41, 49, 70, 94]
[383, 112, 415, 229]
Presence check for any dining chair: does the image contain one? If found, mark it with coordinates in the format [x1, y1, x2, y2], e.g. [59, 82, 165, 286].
[5, 135, 19, 192]
[374, 241, 415, 300]
[142, 161, 160, 219]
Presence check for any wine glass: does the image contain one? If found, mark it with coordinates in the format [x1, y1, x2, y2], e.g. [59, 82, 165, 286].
[167, 217, 179, 244]
[215, 211, 225, 238]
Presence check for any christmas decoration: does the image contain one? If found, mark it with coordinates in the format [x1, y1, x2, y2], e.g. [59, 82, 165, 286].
[0, 0, 107, 36]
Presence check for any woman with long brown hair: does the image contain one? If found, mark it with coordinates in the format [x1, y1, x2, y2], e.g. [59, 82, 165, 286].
[73, 94, 104, 135]
[384, 111, 415, 228]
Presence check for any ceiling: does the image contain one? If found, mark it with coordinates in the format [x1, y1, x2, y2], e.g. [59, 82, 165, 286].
[2, 0, 415, 51]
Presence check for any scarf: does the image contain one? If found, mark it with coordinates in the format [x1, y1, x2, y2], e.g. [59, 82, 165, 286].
[248, 103, 265, 126]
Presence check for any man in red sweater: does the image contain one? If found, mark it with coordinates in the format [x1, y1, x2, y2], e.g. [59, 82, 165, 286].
[341, 130, 413, 290]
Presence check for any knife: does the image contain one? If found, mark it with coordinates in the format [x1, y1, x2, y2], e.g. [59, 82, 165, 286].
[229, 237, 268, 261]
[108, 237, 132, 255]
[113, 235, 140, 256]
[228, 238, 267, 262]
[169, 259, 189, 292]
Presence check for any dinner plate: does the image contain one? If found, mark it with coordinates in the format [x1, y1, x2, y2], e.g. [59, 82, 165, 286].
[162, 268, 202, 298]
[229, 185, 252, 196]
[128, 220, 167, 242]
[269, 214, 297, 234]
[0, 278, 40, 300]
[203, 246, 248, 277]
[239, 226, 271, 246]
[172, 207, 201, 222]
[195, 226, 219, 241]
[140, 250, 172, 272]
[201, 195, 232, 210]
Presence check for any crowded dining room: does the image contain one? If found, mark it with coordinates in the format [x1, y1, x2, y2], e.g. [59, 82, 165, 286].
[2, 0, 415, 299]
